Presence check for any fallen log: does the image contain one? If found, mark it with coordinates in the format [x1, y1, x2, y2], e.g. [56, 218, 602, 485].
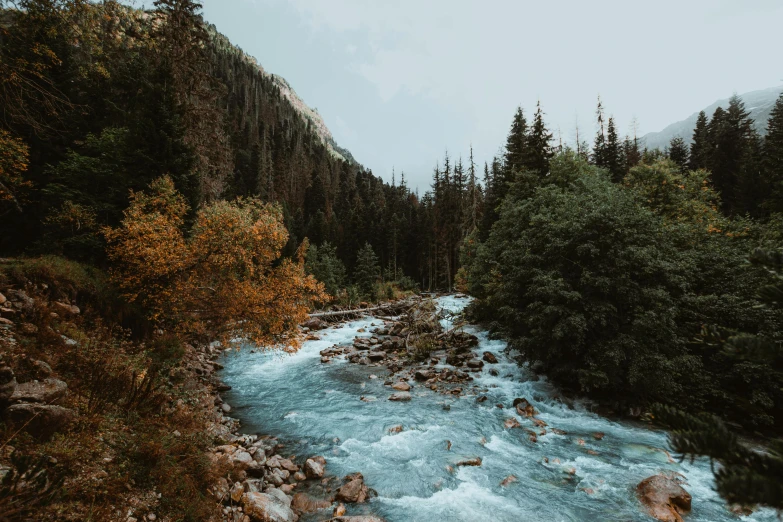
[309, 300, 414, 319]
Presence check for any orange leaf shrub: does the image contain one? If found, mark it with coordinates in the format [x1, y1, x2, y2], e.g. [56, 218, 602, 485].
[104, 176, 327, 350]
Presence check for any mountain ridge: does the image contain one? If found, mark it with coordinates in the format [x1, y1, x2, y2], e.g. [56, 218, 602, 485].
[642, 86, 783, 150]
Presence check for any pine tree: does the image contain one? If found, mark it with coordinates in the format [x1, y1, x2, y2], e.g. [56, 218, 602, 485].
[668, 136, 689, 172]
[656, 248, 783, 511]
[689, 111, 710, 170]
[593, 97, 607, 168]
[502, 106, 528, 191]
[354, 242, 379, 300]
[763, 94, 783, 213]
[525, 100, 554, 178]
[604, 116, 623, 181]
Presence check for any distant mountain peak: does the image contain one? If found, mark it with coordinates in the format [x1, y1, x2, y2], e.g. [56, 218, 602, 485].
[642, 86, 783, 150]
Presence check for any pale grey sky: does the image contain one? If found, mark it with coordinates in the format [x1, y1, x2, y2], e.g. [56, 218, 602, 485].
[178, 0, 783, 190]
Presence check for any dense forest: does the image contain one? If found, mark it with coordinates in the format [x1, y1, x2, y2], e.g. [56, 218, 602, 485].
[1, 0, 782, 518]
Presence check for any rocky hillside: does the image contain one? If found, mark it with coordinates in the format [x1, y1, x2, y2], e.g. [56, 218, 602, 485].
[642, 86, 783, 150]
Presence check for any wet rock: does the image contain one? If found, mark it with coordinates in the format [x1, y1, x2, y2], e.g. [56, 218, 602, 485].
[291, 493, 331, 514]
[482, 352, 498, 364]
[278, 457, 299, 473]
[332, 503, 346, 517]
[336, 473, 368, 503]
[329, 515, 384, 522]
[466, 359, 484, 369]
[413, 370, 432, 381]
[500, 475, 517, 487]
[10, 378, 67, 405]
[504, 418, 520, 429]
[489, 369, 499, 376]
[293, 471, 306, 481]
[388, 424, 404, 434]
[391, 381, 411, 391]
[592, 432, 605, 440]
[232, 451, 254, 469]
[513, 397, 537, 417]
[5, 403, 76, 440]
[242, 490, 297, 522]
[367, 351, 386, 362]
[476, 395, 488, 403]
[304, 457, 325, 478]
[456, 457, 482, 467]
[303, 317, 326, 331]
[388, 391, 411, 402]
[636, 475, 692, 522]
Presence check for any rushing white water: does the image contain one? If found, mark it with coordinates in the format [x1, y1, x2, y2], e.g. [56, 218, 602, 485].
[220, 295, 775, 522]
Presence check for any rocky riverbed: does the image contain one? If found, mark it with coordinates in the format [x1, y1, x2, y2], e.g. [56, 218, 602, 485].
[216, 295, 777, 522]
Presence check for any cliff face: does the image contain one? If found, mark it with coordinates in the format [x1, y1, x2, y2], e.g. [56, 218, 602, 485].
[642, 86, 783, 150]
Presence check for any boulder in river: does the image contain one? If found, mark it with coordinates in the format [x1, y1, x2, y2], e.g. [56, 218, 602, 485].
[388, 391, 411, 402]
[242, 489, 297, 522]
[636, 475, 692, 522]
[482, 351, 498, 364]
[367, 351, 386, 362]
[304, 456, 326, 478]
[414, 369, 432, 381]
[336, 472, 368, 503]
[391, 381, 410, 391]
[456, 457, 482, 467]
[303, 317, 327, 331]
[329, 515, 384, 522]
[513, 397, 537, 417]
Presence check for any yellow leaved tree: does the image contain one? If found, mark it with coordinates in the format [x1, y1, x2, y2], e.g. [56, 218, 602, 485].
[104, 176, 327, 350]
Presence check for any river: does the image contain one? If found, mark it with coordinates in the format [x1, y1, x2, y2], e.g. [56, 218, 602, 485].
[220, 295, 775, 522]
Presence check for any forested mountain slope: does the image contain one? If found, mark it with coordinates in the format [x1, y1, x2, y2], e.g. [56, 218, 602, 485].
[643, 86, 783, 150]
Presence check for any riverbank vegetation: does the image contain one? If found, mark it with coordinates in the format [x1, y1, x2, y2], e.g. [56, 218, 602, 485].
[1, 0, 782, 516]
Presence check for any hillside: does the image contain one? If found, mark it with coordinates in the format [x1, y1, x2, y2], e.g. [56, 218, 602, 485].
[642, 86, 783, 150]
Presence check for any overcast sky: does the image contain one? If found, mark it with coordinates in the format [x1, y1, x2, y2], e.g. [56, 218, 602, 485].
[184, 0, 781, 190]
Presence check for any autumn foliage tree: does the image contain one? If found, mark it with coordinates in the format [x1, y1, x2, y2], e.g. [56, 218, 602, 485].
[104, 176, 327, 349]
[0, 129, 31, 216]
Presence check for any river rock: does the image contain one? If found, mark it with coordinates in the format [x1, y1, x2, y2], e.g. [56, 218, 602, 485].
[367, 351, 386, 362]
[391, 382, 410, 391]
[466, 359, 483, 369]
[388, 391, 411, 402]
[242, 490, 297, 522]
[513, 397, 536, 417]
[10, 378, 67, 405]
[482, 352, 498, 364]
[303, 317, 326, 331]
[332, 503, 346, 517]
[291, 492, 331, 514]
[278, 457, 299, 473]
[329, 515, 384, 522]
[336, 473, 368, 503]
[500, 475, 517, 487]
[414, 370, 432, 381]
[636, 475, 692, 522]
[456, 457, 482, 467]
[304, 456, 325, 478]
[5, 403, 77, 440]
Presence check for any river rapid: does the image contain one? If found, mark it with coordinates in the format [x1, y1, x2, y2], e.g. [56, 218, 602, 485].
[220, 295, 775, 522]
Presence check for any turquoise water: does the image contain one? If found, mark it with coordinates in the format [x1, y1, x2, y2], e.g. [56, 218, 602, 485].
[220, 295, 775, 522]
